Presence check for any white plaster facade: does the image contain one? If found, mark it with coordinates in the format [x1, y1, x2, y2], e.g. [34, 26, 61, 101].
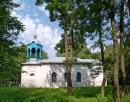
[21, 57, 103, 88]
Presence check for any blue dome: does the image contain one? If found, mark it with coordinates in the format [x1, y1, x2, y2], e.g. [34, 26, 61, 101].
[27, 35, 43, 59]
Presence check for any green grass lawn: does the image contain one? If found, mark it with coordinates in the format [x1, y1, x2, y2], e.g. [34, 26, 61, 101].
[0, 87, 130, 102]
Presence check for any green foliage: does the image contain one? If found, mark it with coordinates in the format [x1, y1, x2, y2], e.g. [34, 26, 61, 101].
[34, 0, 130, 85]
[0, 86, 130, 102]
[104, 45, 114, 85]
[55, 38, 91, 58]
[0, 87, 114, 102]
[0, 44, 26, 83]
[16, 44, 27, 63]
[56, 42, 100, 59]
[42, 51, 48, 59]
[0, 0, 24, 82]
[36, 0, 88, 59]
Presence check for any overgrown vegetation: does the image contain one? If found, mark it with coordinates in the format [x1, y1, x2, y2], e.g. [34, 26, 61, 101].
[0, 87, 130, 102]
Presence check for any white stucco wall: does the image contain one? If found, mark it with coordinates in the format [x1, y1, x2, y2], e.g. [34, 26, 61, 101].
[21, 64, 103, 88]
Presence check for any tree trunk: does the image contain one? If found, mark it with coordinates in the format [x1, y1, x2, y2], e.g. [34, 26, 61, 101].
[112, 20, 120, 102]
[64, 26, 72, 96]
[99, 31, 106, 97]
[120, 0, 126, 97]
[65, 28, 69, 60]
[98, 9, 106, 97]
[111, 1, 120, 102]
[128, 0, 130, 14]
[66, 64, 72, 96]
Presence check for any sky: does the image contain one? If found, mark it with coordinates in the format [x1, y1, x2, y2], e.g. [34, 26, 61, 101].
[12, 0, 63, 58]
[12, 0, 101, 58]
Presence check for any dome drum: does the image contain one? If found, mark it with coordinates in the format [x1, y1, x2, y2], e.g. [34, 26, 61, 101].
[27, 39, 42, 61]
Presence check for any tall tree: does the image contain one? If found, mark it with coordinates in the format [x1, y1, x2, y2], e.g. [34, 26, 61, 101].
[75, 0, 109, 96]
[94, 1, 106, 97]
[0, 0, 24, 83]
[111, 0, 120, 101]
[35, 0, 77, 96]
[119, 0, 126, 97]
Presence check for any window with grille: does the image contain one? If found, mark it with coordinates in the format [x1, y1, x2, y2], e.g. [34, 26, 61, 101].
[52, 72, 57, 83]
[77, 72, 81, 82]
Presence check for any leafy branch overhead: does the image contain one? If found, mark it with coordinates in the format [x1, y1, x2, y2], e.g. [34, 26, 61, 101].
[0, 0, 24, 82]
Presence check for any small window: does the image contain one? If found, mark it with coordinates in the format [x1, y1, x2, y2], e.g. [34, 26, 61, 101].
[52, 72, 57, 83]
[28, 49, 30, 58]
[31, 48, 36, 58]
[37, 48, 40, 58]
[77, 72, 81, 82]
[22, 71, 27, 73]
[30, 73, 35, 76]
[64, 72, 67, 82]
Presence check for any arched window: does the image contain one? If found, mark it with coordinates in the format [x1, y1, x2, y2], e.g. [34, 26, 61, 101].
[22, 71, 27, 73]
[28, 49, 30, 58]
[64, 72, 67, 82]
[30, 73, 35, 76]
[37, 48, 40, 58]
[31, 48, 36, 58]
[77, 72, 81, 82]
[52, 72, 57, 83]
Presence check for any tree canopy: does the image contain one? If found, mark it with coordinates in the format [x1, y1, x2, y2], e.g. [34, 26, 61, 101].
[0, 0, 24, 83]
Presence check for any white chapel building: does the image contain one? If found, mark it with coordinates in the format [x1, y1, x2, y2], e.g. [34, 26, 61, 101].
[21, 36, 103, 88]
